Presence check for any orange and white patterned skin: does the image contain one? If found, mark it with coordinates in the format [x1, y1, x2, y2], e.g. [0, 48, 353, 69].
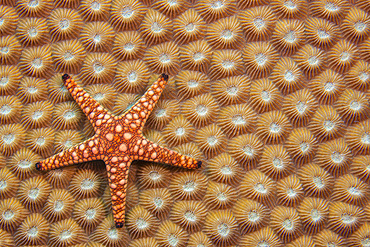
[35, 73, 202, 228]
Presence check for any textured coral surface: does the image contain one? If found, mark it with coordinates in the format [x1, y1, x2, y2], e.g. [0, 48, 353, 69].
[0, 0, 370, 246]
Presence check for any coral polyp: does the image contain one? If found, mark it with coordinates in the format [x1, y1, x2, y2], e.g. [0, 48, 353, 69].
[310, 0, 349, 24]
[276, 175, 304, 207]
[18, 45, 53, 78]
[173, 9, 206, 44]
[255, 110, 292, 144]
[0, 96, 22, 125]
[139, 9, 172, 46]
[16, 77, 49, 104]
[114, 60, 149, 94]
[112, 31, 145, 61]
[144, 42, 180, 76]
[170, 200, 207, 233]
[0, 124, 25, 157]
[270, 206, 303, 243]
[13, 213, 49, 246]
[195, 0, 236, 23]
[109, 0, 145, 31]
[78, 0, 110, 21]
[211, 75, 250, 106]
[327, 39, 359, 73]
[48, 8, 83, 42]
[298, 197, 329, 234]
[259, 144, 293, 180]
[228, 133, 263, 169]
[341, 7, 370, 43]
[271, 19, 305, 56]
[208, 49, 244, 81]
[305, 17, 339, 50]
[345, 60, 370, 92]
[331, 174, 370, 206]
[125, 205, 159, 239]
[195, 124, 227, 159]
[179, 40, 212, 73]
[285, 128, 318, 165]
[345, 120, 370, 155]
[16, 17, 49, 47]
[249, 78, 283, 114]
[156, 220, 189, 247]
[271, 0, 308, 19]
[238, 6, 276, 42]
[0, 36, 21, 65]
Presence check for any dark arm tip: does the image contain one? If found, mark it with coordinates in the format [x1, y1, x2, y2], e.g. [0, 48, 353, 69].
[197, 161, 202, 168]
[35, 162, 42, 171]
[116, 222, 124, 228]
[161, 73, 169, 81]
[62, 74, 70, 81]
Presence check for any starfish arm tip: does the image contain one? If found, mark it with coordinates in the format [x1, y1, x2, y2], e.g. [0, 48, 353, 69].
[161, 73, 169, 81]
[116, 222, 124, 228]
[62, 74, 70, 81]
[197, 161, 202, 168]
[35, 162, 42, 171]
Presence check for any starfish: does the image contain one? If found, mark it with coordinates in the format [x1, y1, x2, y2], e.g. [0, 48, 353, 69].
[35, 73, 202, 228]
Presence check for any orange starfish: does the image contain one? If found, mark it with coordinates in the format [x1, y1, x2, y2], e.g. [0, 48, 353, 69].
[36, 73, 202, 228]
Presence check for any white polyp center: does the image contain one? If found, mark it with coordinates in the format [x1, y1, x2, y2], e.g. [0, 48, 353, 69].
[183, 180, 196, 192]
[93, 62, 105, 73]
[287, 188, 297, 197]
[300, 142, 309, 153]
[283, 219, 294, 230]
[151, 22, 163, 33]
[124, 42, 135, 51]
[284, 31, 296, 43]
[311, 209, 321, 221]
[323, 120, 335, 131]
[348, 186, 362, 196]
[155, 108, 166, 118]
[221, 29, 233, 40]
[308, 56, 319, 65]
[350, 100, 361, 111]
[285, 70, 295, 82]
[255, 53, 267, 66]
[0, 18, 4, 26]
[19, 159, 32, 169]
[325, 2, 340, 12]
[167, 0, 178, 6]
[63, 109, 76, 120]
[60, 230, 72, 240]
[136, 218, 148, 229]
[222, 60, 234, 69]
[59, 19, 70, 30]
[232, 114, 246, 125]
[221, 165, 232, 175]
[361, 132, 370, 145]
[187, 79, 199, 88]
[64, 51, 74, 61]
[32, 58, 43, 68]
[269, 122, 281, 133]
[28, 187, 40, 199]
[342, 213, 356, 224]
[217, 192, 227, 201]
[3, 209, 14, 220]
[32, 110, 43, 120]
[63, 140, 73, 148]
[261, 90, 271, 101]
[149, 171, 160, 181]
[0, 179, 6, 190]
[121, 6, 134, 18]
[284, 0, 296, 10]
[0, 77, 9, 86]
[254, 182, 267, 193]
[28, 27, 38, 38]
[0, 105, 11, 115]
[226, 85, 238, 96]
[211, 1, 224, 9]
[0, 46, 8, 54]
[28, 0, 39, 8]
[331, 151, 344, 163]
[359, 72, 369, 82]
[54, 200, 64, 211]
[196, 104, 208, 116]
[159, 53, 170, 64]
[36, 137, 45, 146]
[93, 34, 101, 44]
[184, 210, 196, 222]
[108, 228, 118, 239]
[184, 22, 195, 33]
[27, 86, 38, 94]
[317, 28, 330, 39]
[3, 133, 15, 144]
[296, 101, 307, 114]
[175, 127, 185, 136]
[273, 157, 283, 169]
[254, 18, 265, 29]
[93, 92, 104, 101]
[81, 178, 95, 190]
[313, 176, 324, 188]
[218, 223, 230, 237]
[85, 208, 96, 220]
[354, 22, 366, 32]
[168, 234, 179, 246]
[153, 197, 163, 208]
[340, 52, 350, 62]
[91, 1, 101, 10]
[193, 52, 204, 61]
[207, 135, 218, 146]
[127, 71, 138, 83]
[248, 210, 259, 222]
[27, 226, 38, 237]
[243, 145, 254, 156]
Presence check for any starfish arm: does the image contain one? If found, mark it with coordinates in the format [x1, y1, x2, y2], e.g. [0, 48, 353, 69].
[104, 155, 132, 228]
[62, 74, 112, 129]
[35, 136, 102, 171]
[134, 137, 202, 169]
[122, 74, 169, 131]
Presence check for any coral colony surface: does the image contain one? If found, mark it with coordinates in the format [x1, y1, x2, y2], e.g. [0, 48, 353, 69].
[0, 0, 370, 246]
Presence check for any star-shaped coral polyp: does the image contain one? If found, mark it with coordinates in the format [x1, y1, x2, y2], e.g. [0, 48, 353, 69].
[35, 73, 202, 228]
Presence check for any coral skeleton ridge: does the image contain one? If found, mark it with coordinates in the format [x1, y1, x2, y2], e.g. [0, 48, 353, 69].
[35, 73, 201, 228]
